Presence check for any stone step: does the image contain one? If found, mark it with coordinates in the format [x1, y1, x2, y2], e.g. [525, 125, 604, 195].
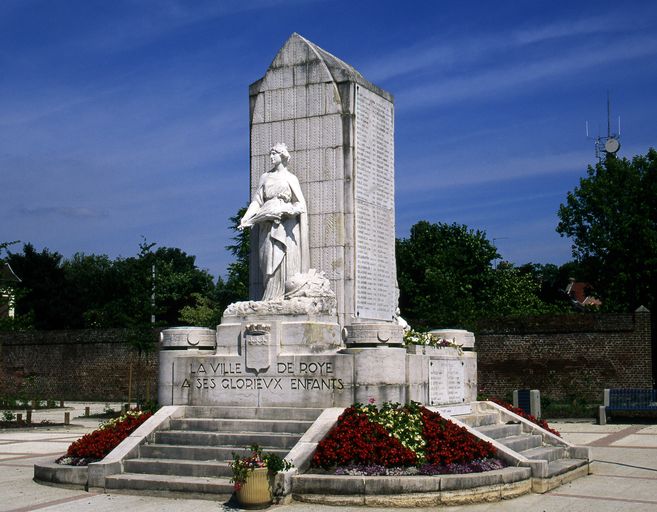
[105, 472, 234, 495]
[476, 423, 522, 440]
[170, 417, 313, 434]
[546, 458, 588, 478]
[154, 430, 301, 450]
[140, 443, 288, 461]
[454, 412, 499, 428]
[184, 406, 323, 421]
[497, 434, 543, 452]
[521, 445, 566, 462]
[124, 458, 233, 478]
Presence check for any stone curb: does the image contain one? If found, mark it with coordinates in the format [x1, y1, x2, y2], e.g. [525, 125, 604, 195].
[292, 474, 532, 506]
[274, 407, 344, 499]
[292, 466, 530, 495]
[33, 406, 185, 491]
[88, 405, 184, 489]
[33, 462, 88, 489]
[531, 463, 590, 493]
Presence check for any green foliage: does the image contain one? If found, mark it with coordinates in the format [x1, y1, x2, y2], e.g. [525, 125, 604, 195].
[177, 206, 250, 326]
[0, 241, 20, 257]
[5, 240, 214, 330]
[150, 246, 214, 325]
[215, 206, 250, 311]
[7, 244, 67, 329]
[541, 395, 597, 419]
[397, 221, 566, 329]
[179, 293, 221, 328]
[230, 444, 293, 490]
[397, 221, 499, 330]
[557, 148, 657, 312]
[484, 263, 567, 317]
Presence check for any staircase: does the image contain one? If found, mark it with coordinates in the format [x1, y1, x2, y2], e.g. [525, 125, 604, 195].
[455, 406, 589, 493]
[104, 406, 323, 499]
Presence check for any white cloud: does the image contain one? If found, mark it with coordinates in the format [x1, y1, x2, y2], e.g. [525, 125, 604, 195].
[397, 149, 591, 193]
[363, 12, 637, 84]
[395, 35, 657, 110]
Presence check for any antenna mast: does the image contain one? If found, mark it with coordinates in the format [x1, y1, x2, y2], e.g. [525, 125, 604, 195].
[586, 92, 621, 161]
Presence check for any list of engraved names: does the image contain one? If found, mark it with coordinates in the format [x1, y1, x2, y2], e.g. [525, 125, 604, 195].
[354, 86, 396, 320]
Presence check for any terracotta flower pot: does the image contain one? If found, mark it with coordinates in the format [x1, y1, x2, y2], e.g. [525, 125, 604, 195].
[236, 467, 272, 509]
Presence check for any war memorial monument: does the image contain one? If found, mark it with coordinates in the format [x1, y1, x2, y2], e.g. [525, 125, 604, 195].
[159, 33, 477, 411]
[35, 34, 591, 504]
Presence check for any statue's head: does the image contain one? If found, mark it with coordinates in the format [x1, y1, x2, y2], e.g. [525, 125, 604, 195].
[270, 143, 290, 165]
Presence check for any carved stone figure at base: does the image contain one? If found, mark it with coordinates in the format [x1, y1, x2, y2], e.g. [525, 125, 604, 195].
[223, 270, 336, 317]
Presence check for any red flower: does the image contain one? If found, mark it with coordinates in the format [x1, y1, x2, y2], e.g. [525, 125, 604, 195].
[491, 399, 561, 437]
[311, 406, 417, 469]
[311, 404, 496, 469]
[67, 411, 153, 460]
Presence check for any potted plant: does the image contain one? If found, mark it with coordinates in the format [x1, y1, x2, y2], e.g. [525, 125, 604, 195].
[229, 444, 293, 508]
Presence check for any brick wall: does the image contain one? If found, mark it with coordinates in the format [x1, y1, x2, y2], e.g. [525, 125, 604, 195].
[0, 329, 159, 402]
[476, 308, 653, 403]
[1, 311, 652, 404]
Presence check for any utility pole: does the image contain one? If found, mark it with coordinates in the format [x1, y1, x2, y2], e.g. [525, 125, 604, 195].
[151, 263, 155, 325]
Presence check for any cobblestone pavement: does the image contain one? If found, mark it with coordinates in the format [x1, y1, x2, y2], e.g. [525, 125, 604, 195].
[1, 405, 656, 512]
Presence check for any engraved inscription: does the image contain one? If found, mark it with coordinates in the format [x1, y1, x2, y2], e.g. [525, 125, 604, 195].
[429, 360, 465, 406]
[185, 360, 345, 392]
[354, 86, 396, 320]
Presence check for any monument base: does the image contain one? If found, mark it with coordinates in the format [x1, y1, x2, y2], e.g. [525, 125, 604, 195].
[159, 325, 476, 409]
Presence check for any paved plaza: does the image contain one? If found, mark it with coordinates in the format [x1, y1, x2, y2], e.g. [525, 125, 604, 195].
[1, 402, 656, 511]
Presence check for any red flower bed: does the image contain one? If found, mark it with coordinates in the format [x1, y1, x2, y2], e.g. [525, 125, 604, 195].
[492, 399, 561, 437]
[311, 406, 417, 469]
[66, 411, 153, 460]
[311, 404, 496, 469]
[421, 408, 495, 465]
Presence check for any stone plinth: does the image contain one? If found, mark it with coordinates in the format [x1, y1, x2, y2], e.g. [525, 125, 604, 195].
[429, 329, 475, 349]
[159, 327, 216, 406]
[159, 326, 477, 409]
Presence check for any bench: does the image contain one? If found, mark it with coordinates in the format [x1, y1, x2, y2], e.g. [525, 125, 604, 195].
[598, 388, 657, 425]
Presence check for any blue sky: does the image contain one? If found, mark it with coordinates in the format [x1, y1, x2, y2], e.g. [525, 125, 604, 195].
[2, 0, 657, 279]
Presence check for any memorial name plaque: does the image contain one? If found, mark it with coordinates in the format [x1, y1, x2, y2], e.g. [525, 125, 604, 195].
[429, 359, 465, 406]
[354, 85, 396, 321]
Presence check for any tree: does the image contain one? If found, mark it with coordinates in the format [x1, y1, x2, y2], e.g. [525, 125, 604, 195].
[5, 241, 215, 330]
[485, 262, 567, 317]
[215, 206, 250, 311]
[7, 244, 67, 329]
[61, 253, 119, 328]
[179, 206, 250, 327]
[557, 149, 657, 312]
[152, 246, 214, 326]
[516, 262, 573, 310]
[396, 221, 499, 330]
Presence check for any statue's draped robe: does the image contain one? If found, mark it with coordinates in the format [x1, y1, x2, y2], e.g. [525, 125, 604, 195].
[245, 168, 308, 300]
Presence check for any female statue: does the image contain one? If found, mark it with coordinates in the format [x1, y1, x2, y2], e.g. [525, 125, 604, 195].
[239, 143, 309, 300]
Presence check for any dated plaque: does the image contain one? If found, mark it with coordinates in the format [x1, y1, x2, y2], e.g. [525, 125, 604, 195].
[354, 85, 396, 321]
[429, 359, 465, 406]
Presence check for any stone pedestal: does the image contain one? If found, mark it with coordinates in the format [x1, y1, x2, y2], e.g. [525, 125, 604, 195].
[159, 324, 477, 410]
[344, 323, 404, 347]
[344, 347, 407, 404]
[216, 313, 342, 357]
[158, 327, 216, 406]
